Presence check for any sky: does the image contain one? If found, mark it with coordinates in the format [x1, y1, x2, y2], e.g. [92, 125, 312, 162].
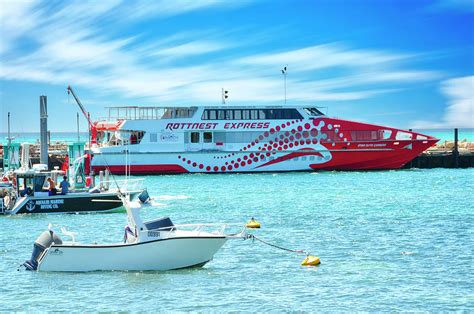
[0, 0, 473, 132]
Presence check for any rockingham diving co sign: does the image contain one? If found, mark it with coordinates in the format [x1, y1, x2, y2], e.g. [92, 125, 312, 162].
[26, 199, 65, 211]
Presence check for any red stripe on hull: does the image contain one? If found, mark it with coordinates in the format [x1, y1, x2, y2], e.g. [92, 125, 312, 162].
[311, 140, 435, 170]
[92, 164, 189, 174]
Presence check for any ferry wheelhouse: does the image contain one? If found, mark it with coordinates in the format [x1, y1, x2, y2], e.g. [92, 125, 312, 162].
[89, 106, 438, 174]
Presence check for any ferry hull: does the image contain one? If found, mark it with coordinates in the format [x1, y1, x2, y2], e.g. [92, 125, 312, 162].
[91, 139, 436, 174]
[91, 115, 438, 174]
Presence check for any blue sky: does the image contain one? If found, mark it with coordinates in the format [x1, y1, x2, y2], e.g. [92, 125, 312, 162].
[1, 0, 473, 132]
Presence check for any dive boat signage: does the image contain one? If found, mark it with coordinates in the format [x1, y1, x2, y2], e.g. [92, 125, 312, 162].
[13, 194, 124, 214]
[26, 199, 64, 211]
[89, 106, 438, 174]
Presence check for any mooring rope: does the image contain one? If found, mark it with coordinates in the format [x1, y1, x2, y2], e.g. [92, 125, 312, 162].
[248, 234, 308, 255]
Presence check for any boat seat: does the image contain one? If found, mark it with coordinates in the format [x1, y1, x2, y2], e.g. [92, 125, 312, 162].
[144, 217, 174, 231]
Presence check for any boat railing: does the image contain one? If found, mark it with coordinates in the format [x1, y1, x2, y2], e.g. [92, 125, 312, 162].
[101, 178, 144, 192]
[152, 223, 245, 236]
[96, 106, 197, 122]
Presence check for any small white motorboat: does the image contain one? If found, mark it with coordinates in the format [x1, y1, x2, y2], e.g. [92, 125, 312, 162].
[23, 195, 247, 272]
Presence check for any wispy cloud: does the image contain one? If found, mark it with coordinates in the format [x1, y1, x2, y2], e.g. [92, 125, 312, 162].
[238, 43, 414, 72]
[0, 1, 445, 108]
[0, 0, 40, 54]
[122, 0, 251, 20]
[148, 40, 231, 59]
[411, 76, 474, 128]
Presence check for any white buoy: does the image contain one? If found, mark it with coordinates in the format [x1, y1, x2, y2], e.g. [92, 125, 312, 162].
[105, 169, 110, 190]
[99, 171, 104, 189]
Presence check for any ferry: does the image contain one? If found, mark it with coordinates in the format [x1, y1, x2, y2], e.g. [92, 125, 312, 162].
[88, 106, 438, 174]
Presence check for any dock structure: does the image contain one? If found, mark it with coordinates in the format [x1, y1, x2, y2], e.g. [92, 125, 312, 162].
[0, 142, 67, 171]
[39, 95, 49, 166]
[405, 128, 474, 169]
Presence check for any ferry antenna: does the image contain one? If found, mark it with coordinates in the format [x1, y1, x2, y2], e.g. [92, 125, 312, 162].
[221, 88, 229, 105]
[281, 65, 288, 104]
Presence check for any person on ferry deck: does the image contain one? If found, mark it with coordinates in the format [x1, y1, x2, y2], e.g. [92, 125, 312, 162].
[47, 177, 57, 196]
[130, 133, 137, 144]
[60, 176, 70, 195]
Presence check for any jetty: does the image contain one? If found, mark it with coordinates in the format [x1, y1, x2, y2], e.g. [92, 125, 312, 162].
[404, 129, 474, 169]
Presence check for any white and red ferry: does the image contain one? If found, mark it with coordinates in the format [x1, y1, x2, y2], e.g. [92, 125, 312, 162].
[88, 106, 438, 174]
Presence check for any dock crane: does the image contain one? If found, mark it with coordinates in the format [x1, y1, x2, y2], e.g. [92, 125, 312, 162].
[67, 85, 97, 144]
[67, 85, 97, 175]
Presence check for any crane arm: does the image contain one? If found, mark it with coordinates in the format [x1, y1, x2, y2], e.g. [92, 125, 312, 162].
[67, 85, 93, 128]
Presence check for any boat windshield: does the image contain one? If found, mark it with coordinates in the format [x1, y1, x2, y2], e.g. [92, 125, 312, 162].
[304, 108, 324, 116]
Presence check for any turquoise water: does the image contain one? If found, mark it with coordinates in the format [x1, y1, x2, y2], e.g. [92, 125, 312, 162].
[1, 169, 473, 311]
[0, 132, 89, 145]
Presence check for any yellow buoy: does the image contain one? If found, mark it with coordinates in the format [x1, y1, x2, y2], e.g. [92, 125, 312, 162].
[301, 255, 320, 266]
[246, 217, 261, 229]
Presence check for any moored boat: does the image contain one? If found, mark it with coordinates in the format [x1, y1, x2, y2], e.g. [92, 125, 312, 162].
[23, 195, 246, 272]
[88, 105, 438, 174]
[1, 166, 146, 215]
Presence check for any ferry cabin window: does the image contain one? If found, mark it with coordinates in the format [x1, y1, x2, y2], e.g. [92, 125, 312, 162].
[217, 110, 225, 120]
[232, 110, 240, 119]
[190, 132, 200, 143]
[250, 110, 258, 119]
[304, 108, 324, 116]
[130, 131, 145, 144]
[203, 132, 213, 143]
[209, 110, 217, 120]
[214, 132, 226, 143]
[162, 108, 196, 119]
[201, 109, 303, 120]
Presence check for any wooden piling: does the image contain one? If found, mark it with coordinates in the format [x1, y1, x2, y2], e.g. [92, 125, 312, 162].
[408, 129, 413, 168]
[454, 128, 459, 168]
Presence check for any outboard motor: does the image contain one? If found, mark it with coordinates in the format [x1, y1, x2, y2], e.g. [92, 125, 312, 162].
[23, 230, 62, 271]
[138, 189, 150, 204]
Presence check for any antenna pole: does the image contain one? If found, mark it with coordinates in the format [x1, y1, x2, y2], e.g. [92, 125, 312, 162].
[221, 88, 229, 104]
[77, 112, 80, 143]
[88, 112, 91, 150]
[7, 112, 11, 149]
[281, 66, 288, 104]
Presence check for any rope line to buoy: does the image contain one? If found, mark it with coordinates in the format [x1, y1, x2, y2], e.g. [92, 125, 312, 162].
[248, 234, 308, 255]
